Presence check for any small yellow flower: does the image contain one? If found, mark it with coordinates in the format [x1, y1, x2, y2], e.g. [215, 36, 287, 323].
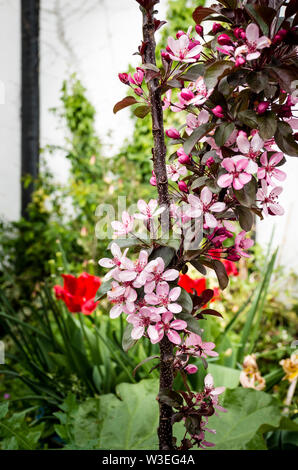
[280, 353, 298, 382]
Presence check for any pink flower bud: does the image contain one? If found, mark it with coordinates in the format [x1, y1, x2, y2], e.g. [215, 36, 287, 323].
[150, 176, 157, 186]
[178, 181, 189, 193]
[195, 24, 204, 36]
[234, 27, 245, 39]
[212, 105, 224, 118]
[240, 31, 246, 40]
[256, 101, 269, 115]
[235, 56, 246, 67]
[177, 147, 191, 164]
[134, 68, 144, 85]
[217, 34, 233, 46]
[206, 157, 215, 167]
[212, 23, 223, 34]
[279, 28, 288, 38]
[134, 87, 143, 96]
[161, 50, 171, 61]
[118, 73, 129, 84]
[180, 88, 195, 101]
[185, 364, 198, 374]
[273, 33, 282, 45]
[166, 128, 181, 139]
[176, 30, 185, 39]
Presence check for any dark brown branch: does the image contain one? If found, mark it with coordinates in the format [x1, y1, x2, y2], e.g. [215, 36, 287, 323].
[142, 5, 174, 451]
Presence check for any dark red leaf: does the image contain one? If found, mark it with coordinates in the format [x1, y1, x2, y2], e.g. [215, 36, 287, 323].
[113, 96, 138, 114]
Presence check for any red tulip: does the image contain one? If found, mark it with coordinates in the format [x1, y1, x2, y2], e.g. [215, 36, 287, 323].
[54, 272, 101, 315]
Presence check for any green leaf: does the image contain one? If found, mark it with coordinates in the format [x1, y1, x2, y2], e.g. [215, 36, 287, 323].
[234, 178, 258, 207]
[149, 246, 176, 268]
[122, 324, 137, 352]
[247, 71, 268, 93]
[158, 390, 183, 408]
[235, 205, 254, 231]
[0, 402, 9, 419]
[204, 60, 234, 90]
[180, 64, 204, 82]
[133, 105, 150, 119]
[257, 112, 277, 140]
[176, 312, 203, 336]
[113, 96, 138, 114]
[275, 122, 298, 157]
[214, 122, 235, 147]
[55, 380, 160, 450]
[183, 123, 214, 155]
[238, 110, 259, 128]
[208, 364, 240, 389]
[177, 288, 193, 314]
[95, 279, 112, 301]
[208, 388, 281, 450]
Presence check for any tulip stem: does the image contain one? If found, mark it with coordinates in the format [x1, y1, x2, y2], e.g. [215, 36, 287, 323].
[142, 4, 174, 450]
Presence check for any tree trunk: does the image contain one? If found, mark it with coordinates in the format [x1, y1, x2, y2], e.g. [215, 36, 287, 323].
[142, 6, 174, 450]
[21, 0, 40, 217]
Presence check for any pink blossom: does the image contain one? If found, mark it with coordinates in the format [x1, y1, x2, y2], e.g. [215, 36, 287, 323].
[111, 211, 134, 237]
[151, 311, 187, 345]
[189, 77, 213, 106]
[144, 258, 179, 294]
[185, 364, 198, 374]
[257, 152, 286, 186]
[217, 34, 233, 46]
[98, 242, 128, 280]
[235, 23, 271, 61]
[180, 88, 195, 101]
[163, 90, 172, 110]
[134, 199, 165, 221]
[167, 34, 202, 63]
[116, 250, 151, 288]
[257, 180, 284, 216]
[256, 101, 269, 115]
[187, 188, 225, 228]
[234, 231, 254, 258]
[177, 147, 191, 164]
[166, 162, 187, 182]
[107, 281, 137, 318]
[204, 373, 226, 398]
[185, 333, 219, 359]
[145, 281, 182, 313]
[128, 67, 144, 85]
[186, 109, 209, 135]
[217, 156, 253, 190]
[236, 130, 263, 173]
[127, 307, 161, 341]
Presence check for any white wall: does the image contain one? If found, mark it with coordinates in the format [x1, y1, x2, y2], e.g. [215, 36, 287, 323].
[0, 0, 21, 221]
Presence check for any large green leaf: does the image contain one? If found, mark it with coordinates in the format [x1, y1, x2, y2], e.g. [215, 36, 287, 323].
[55, 380, 160, 450]
[208, 388, 281, 450]
[208, 364, 240, 390]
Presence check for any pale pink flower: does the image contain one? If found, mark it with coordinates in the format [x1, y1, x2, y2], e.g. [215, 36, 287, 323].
[217, 156, 253, 190]
[145, 281, 182, 313]
[134, 199, 165, 221]
[234, 230, 254, 258]
[144, 257, 179, 294]
[98, 242, 128, 280]
[187, 188, 225, 228]
[166, 162, 187, 182]
[162, 89, 172, 110]
[127, 307, 161, 341]
[151, 311, 187, 345]
[190, 77, 213, 106]
[186, 109, 209, 135]
[107, 281, 137, 318]
[257, 152, 286, 186]
[204, 373, 225, 398]
[236, 131, 264, 173]
[118, 250, 150, 288]
[167, 35, 202, 63]
[235, 23, 271, 61]
[185, 333, 219, 358]
[111, 211, 134, 236]
[257, 180, 284, 216]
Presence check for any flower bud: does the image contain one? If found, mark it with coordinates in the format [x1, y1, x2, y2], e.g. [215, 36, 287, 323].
[272, 33, 282, 45]
[234, 27, 245, 39]
[212, 105, 224, 118]
[180, 88, 195, 101]
[150, 176, 157, 186]
[134, 68, 144, 85]
[166, 128, 180, 139]
[256, 101, 269, 115]
[177, 147, 191, 164]
[206, 156, 215, 167]
[235, 55, 246, 67]
[195, 24, 203, 36]
[134, 87, 143, 96]
[118, 73, 129, 84]
[176, 30, 185, 39]
[185, 364, 198, 374]
[178, 181, 189, 193]
[212, 23, 223, 34]
[240, 31, 246, 40]
[161, 50, 171, 61]
[217, 34, 233, 46]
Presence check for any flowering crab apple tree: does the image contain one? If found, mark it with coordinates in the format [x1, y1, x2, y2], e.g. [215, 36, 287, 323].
[97, 0, 298, 450]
